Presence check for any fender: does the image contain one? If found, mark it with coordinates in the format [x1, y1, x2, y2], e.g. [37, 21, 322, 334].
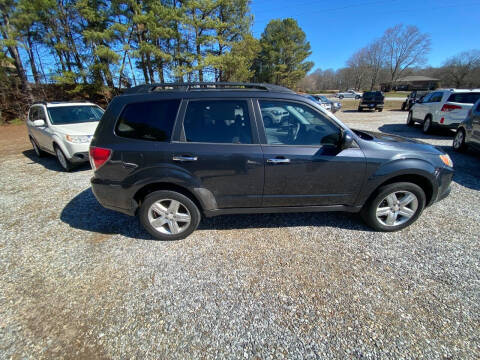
[125, 164, 218, 211]
[355, 157, 438, 207]
[52, 134, 71, 157]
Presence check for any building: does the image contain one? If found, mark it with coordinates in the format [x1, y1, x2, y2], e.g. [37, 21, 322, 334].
[381, 76, 440, 92]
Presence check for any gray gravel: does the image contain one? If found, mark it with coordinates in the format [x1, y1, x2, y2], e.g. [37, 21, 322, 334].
[0, 112, 479, 359]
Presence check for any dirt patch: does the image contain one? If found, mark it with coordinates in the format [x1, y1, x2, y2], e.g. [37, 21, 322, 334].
[0, 124, 29, 158]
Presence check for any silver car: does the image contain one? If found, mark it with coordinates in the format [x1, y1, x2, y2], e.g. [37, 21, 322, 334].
[453, 98, 480, 153]
[336, 89, 362, 99]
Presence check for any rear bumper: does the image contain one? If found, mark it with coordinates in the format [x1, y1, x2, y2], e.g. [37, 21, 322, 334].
[91, 177, 137, 216]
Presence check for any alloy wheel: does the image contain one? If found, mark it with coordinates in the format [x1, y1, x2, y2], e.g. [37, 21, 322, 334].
[56, 148, 68, 169]
[31, 138, 40, 156]
[375, 191, 419, 227]
[453, 130, 464, 149]
[147, 199, 191, 235]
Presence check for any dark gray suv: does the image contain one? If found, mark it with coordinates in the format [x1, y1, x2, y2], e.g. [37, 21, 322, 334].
[90, 83, 453, 240]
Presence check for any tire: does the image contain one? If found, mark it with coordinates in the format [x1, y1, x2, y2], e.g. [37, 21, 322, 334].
[55, 145, 72, 172]
[358, 106, 363, 112]
[339, 95, 344, 99]
[30, 137, 45, 157]
[401, 102, 406, 111]
[361, 182, 426, 232]
[453, 128, 468, 152]
[378, 108, 383, 112]
[422, 116, 433, 134]
[406, 112, 415, 126]
[139, 190, 201, 241]
[355, 95, 361, 99]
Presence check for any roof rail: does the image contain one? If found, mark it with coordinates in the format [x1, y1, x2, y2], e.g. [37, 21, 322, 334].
[32, 100, 47, 105]
[122, 82, 295, 94]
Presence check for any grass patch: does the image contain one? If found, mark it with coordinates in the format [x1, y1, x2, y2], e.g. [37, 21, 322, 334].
[5, 118, 24, 125]
[339, 100, 402, 111]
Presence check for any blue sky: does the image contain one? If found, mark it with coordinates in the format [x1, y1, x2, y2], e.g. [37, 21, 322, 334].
[250, 0, 480, 71]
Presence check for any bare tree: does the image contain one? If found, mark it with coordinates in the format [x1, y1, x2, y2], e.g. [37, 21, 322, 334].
[346, 48, 369, 90]
[364, 39, 385, 90]
[382, 24, 431, 84]
[441, 50, 480, 88]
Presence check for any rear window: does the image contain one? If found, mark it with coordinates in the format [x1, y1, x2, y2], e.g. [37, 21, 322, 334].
[116, 100, 180, 141]
[447, 92, 480, 104]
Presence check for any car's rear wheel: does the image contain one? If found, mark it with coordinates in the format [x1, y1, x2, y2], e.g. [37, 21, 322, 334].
[355, 95, 361, 99]
[361, 182, 426, 232]
[423, 116, 433, 133]
[358, 106, 363, 112]
[453, 128, 467, 152]
[30, 137, 45, 157]
[139, 190, 201, 241]
[406, 112, 415, 126]
[401, 102, 406, 111]
[339, 95, 344, 99]
[55, 146, 72, 172]
[378, 108, 383, 112]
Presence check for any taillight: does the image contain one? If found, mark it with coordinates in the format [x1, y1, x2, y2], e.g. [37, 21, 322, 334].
[441, 104, 462, 112]
[89, 146, 111, 171]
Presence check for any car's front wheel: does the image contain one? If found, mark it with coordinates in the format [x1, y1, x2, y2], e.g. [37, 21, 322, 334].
[30, 137, 45, 157]
[55, 146, 72, 172]
[139, 190, 201, 241]
[361, 182, 426, 232]
[406, 112, 415, 126]
[423, 116, 433, 133]
[453, 128, 467, 152]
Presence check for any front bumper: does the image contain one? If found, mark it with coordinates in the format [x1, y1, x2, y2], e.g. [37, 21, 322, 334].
[432, 166, 454, 205]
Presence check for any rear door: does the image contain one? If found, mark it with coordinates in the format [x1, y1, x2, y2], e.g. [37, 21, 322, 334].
[443, 92, 480, 126]
[171, 98, 264, 209]
[256, 99, 366, 207]
[412, 92, 432, 120]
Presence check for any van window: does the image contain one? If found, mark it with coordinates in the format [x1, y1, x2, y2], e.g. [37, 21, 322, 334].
[183, 100, 252, 144]
[116, 100, 180, 141]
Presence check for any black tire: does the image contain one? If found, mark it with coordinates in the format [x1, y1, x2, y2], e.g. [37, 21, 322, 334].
[422, 116, 433, 134]
[355, 95, 361, 99]
[54, 145, 72, 172]
[401, 102, 406, 111]
[30, 136, 45, 157]
[378, 108, 383, 112]
[361, 182, 426, 232]
[139, 190, 201, 241]
[453, 128, 468, 152]
[358, 106, 363, 112]
[406, 112, 415, 126]
[339, 95, 344, 99]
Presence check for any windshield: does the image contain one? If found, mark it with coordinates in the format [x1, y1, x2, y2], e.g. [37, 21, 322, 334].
[317, 95, 329, 102]
[47, 105, 104, 125]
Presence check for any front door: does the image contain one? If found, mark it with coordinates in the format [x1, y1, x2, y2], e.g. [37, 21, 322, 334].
[257, 99, 366, 207]
[171, 99, 264, 209]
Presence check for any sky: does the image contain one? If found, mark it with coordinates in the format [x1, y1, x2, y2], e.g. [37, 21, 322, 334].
[250, 0, 480, 71]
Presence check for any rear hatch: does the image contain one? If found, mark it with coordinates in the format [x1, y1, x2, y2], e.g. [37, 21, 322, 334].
[361, 92, 384, 105]
[441, 92, 480, 124]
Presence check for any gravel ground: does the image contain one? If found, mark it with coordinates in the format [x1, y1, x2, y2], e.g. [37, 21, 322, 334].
[0, 112, 479, 359]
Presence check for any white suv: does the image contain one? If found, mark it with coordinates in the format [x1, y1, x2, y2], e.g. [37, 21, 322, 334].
[27, 101, 104, 171]
[407, 89, 480, 133]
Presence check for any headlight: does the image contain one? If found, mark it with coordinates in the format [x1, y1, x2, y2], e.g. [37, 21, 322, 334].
[439, 154, 453, 167]
[66, 135, 92, 144]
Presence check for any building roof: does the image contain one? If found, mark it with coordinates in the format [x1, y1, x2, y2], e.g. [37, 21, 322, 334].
[395, 76, 440, 83]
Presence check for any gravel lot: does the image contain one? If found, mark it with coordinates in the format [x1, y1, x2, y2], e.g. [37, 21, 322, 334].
[1, 111, 479, 359]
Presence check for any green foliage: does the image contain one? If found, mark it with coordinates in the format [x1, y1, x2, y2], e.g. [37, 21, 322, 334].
[255, 18, 313, 88]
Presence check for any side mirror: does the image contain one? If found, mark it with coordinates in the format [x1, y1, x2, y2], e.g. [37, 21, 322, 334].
[339, 131, 354, 150]
[33, 119, 46, 127]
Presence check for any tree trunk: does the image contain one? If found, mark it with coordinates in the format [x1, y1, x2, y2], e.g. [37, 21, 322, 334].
[26, 35, 40, 84]
[127, 54, 137, 86]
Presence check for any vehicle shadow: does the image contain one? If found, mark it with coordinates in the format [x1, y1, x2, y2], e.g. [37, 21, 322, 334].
[60, 187, 154, 240]
[22, 149, 90, 173]
[378, 124, 454, 140]
[60, 188, 372, 240]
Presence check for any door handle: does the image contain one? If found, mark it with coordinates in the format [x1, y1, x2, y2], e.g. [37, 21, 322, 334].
[267, 158, 291, 164]
[173, 155, 198, 162]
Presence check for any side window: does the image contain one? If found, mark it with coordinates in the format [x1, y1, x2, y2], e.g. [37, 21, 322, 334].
[259, 100, 341, 146]
[421, 93, 433, 103]
[29, 107, 37, 121]
[116, 99, 180, 141]
[37, 107, 47, 121]
[183, 100, 252, 144]
[430, 92, 443, 103]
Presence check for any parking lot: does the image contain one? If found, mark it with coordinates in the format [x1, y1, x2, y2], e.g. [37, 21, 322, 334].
[1, 110, 479, 359]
